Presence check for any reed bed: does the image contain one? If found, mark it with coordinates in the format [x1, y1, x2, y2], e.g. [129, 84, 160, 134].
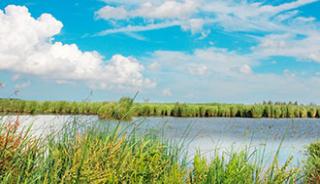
[1, 98, 320, 120]
[304, 141, 320, 183]
[0, 120, 319, 183]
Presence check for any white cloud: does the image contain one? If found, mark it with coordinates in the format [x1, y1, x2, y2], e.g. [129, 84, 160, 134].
[145, 48, 255, 77]
[181, 18, 212, 34]
[239, 64, 252, 75]
[96, 0, 319, 36]
[0, 5, 154, 90]
[94, 0, 320, 102]
[97, 21, 181, 36]
[187, 64, 208, 76]
[96, 0, 320, 65]
[95, 6, 128, 20]
[96, 1, 198, 20]
[162, 88, 172, 97]
[264, 0, 318, 13]
[95, 0, 206, 34]
[203, 0, 318, 33]
[124, 32, 147, 41]
[253, 32, 320, 62]
[55, 80, 73, 85]
[148, 62, 161, 71]
[143, 48, 320, 103]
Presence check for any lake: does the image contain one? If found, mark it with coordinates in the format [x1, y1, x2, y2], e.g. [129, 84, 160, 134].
[1, 115, 320, 167]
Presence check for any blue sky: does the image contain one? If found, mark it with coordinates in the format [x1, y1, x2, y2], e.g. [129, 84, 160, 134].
[0, 0, 320, 103]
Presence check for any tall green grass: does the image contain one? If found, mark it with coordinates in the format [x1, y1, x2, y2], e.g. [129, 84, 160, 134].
[0, 120, 313, 183]
[0, 121, 187, 183]
[304, 141, 320, 183]
[1, 98, 320, 120]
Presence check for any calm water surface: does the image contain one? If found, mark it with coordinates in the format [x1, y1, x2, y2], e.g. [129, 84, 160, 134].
[1, 115, 320, 167]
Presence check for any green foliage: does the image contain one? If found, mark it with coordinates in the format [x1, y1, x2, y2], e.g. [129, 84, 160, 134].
[307, 107, 317, 118]
[188, 151, 298, 184]
[98, 103, 116, 120]
[304, 141, 320, 183]
[0, 121, 41, 182]
[171, 103, 187, 117]
[273, 106, 283, 118]
[287, 105, 296, 118]
[204, 106, 219, 117]
[0, 122, 186, 183]
[0, 121, 303, 184]
[251, 105, 264, 118]
[300, 107, 308, 118]
[112, 97, 134, 120]
[98, 97, 134, 121]
[0, 99, 320, 119]
[191, 153, 209, 183]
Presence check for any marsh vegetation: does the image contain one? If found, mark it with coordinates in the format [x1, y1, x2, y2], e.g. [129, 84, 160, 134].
[1, 98, 320, 120]
[1, 120, 319, 183]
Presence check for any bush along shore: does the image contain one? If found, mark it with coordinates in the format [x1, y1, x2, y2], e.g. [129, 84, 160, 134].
[1, 98, 320, 120]
[0, 120, 319, 183]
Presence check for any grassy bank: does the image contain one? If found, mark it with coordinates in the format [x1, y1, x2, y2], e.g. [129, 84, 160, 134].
[1, 98, 320, 120]
[0, 120, 319, 183]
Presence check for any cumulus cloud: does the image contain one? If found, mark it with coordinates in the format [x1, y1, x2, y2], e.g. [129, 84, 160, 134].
[0, 5, 154, 90]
